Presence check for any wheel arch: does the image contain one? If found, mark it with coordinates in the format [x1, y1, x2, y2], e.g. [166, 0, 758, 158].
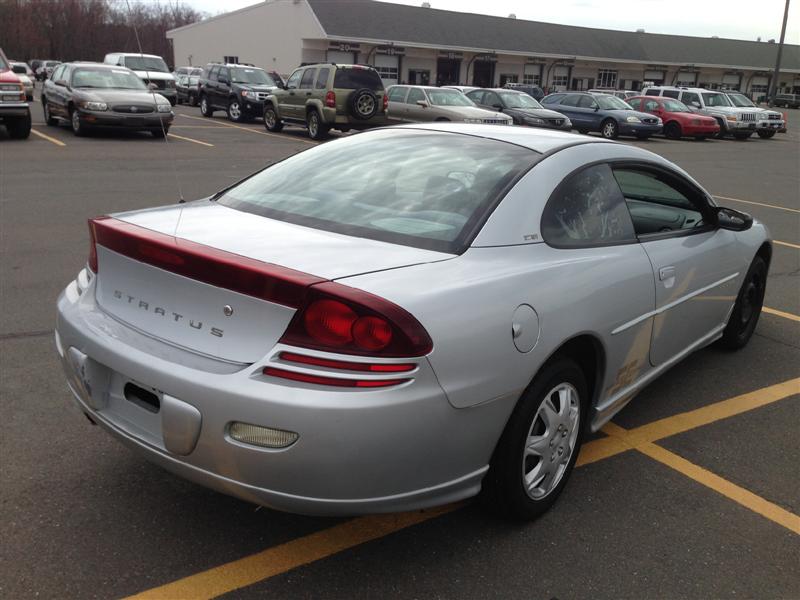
[756, 241, 772, 268]
[546, 334, 606, 417]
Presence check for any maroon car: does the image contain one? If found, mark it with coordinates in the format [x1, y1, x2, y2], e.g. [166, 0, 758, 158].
[628, 96, 719, 140]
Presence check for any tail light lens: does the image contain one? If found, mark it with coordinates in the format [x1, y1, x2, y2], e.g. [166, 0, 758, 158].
[279, 283, 432, 358]
[87, 218, 104, 272]
[382, 93, 389, 112]
[264, 367, 409, 388]
[325, 90, 336, 108]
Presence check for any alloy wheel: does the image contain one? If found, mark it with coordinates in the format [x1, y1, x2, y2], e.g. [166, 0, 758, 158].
[602, 121, 617, 139]
[356, 94, 376, 117]
[522, 382, 581, 500]
[228, 101, 241, 121]
[308, 112, 318, 137]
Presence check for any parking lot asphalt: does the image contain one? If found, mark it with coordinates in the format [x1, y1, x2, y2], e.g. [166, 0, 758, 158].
[1, 93, 798, 599]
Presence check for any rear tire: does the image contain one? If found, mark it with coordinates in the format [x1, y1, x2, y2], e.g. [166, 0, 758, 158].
[718, 256, 767, 350]
[664, 121, 682, 140]
[307, 109, 329, 140]
[482, 358, 587, 521]
[200, 95, 213, 117]
[7, 114, 31, 139]
[263, 105, 283, 132]
[42, 99, 58, 126]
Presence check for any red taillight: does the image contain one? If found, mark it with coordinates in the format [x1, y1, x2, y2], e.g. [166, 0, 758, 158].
[279, 351, 414, 373]
[87, 218, 104, 272]
[382, 93, 388, 112]
[279, 283, 432, 358]
[325, 90, 336, 108]
[263, 367, 408, 388]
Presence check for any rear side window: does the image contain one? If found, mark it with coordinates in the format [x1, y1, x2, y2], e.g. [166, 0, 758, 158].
[663, 89, 680, 99]
[559, 95, 581, 107]
[387, 86, 408, 102]
[333, 67, 383, 91]
[681, 91, 699, 105]
[541, 164, 636, 248]
[628, 98, 642, 110]
[406, 88, 425, 104]
[644, 89, 661, 96]
[578, 95, 597, 108]
[300, 68, 316, 89]
[315, 68, 329, 89]
[208, 66, 219, 81]
[218, 130, 536, 254]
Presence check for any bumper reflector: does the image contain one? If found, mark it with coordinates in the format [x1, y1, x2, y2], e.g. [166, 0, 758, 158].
[229, 422, 298, 449]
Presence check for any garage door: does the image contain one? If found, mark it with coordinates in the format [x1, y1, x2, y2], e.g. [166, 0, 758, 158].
[644, 70, 664, 81]
[750, 76, 769, 87]
[327, 50, 356, 64]
[552, 66, 570, 90]
[676, 71, 697, 85]
[375, 54, 399, 86]
[722, 74, 741, 88]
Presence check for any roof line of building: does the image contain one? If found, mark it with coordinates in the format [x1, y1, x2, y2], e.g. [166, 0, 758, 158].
[322, 34, 800, 73]
[167, 1, 270, 36]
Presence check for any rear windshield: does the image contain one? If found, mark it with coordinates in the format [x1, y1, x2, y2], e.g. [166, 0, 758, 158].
[218, 130, 536, 253]
[124, 56, 168, 72]
[333, 67, 383, 91]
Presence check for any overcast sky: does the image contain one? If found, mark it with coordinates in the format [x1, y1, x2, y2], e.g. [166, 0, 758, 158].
[180, 0, 799, 44]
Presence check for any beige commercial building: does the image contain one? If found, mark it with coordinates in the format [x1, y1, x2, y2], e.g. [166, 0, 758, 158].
[167, 0, 800, 98]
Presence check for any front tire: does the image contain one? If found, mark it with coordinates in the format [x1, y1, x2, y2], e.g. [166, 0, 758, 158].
[734, 131, 753, 140]
[664, 121, 682, 139]
[600, 119, 619, 139]
[200, 95, 213, 117]
[718, 256, 767, 350]
[757, 130, 776, 139]
[188, 93, 197, 107]
[483, 358, 587, 520]
[263, 105, 283, 132]
[227, 99, 244, 122]
[70, 108, 87, 137]
[151, 126, 169, 139]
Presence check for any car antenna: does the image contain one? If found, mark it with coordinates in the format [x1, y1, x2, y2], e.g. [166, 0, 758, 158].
[124, 0, 186, 223]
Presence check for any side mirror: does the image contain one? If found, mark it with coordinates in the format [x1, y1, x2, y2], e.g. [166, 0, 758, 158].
[593, 105, 599, 111]
[715, 207, 753, 232]
[416, 99, 429, 108]
[55, 79, 67, 87]
[492, 103, 503, 110]
[219, 77, 229, 85]
[691, 101, 701, 108]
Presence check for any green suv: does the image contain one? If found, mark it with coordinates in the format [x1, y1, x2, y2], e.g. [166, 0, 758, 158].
[263, 64, 389, 139]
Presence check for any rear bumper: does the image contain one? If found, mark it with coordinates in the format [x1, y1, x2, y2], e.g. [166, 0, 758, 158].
[55, 278, 510, 515]
[76, 109, 174, 129]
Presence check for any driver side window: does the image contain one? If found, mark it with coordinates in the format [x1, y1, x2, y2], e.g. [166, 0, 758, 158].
[578, 95, 597, 108]
[285, 70, 302, 89]
[612, 168, 707, 237]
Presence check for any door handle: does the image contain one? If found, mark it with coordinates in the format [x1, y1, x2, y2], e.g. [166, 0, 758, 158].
[306, 92, 312, 96]
[659, 266, 676, 281]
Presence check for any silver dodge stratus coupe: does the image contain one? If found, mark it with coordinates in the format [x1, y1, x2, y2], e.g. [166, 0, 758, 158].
[56, 124, 770, 519]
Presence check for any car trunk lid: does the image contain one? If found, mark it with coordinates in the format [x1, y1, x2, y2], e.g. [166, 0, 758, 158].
[92, 203, 451, 363]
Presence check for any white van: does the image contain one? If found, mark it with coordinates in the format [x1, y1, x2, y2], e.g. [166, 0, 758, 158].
[103, 53, 176, 105]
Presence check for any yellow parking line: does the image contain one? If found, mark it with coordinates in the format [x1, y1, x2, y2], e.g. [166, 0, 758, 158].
[763, 306, 800, 322]
[714, 195, 800, 214]
[167, 133, 214, 147]
[29, 128, 65, 147]
[774, 240, 800, 250]
[638, 440, 800, 534]
[124, 504, 460, 600]
[578, 377, 800, 465]
[126, 377, 799, 599]
[179, 113, 317, 145]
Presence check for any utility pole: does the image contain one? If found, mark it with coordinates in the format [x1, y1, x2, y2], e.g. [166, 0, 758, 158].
[768, 0, 791, 106]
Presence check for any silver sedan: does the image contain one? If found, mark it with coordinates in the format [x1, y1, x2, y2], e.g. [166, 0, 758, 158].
[56, 125, 770, 519]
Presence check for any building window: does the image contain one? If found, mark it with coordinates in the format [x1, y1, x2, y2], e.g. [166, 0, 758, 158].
[552, 75, 569, 89]
[597, 69, 618, 88]
[223, 56, 239, 64]
[523, 73, 540, 85]
[408, 69, 430, 85]
[374, 66, 399, 82]
[750, 84, 768, 94]
[500, 74, 518, 86]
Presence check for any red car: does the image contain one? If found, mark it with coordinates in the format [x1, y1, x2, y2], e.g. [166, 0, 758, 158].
[628, 96, 719, 140]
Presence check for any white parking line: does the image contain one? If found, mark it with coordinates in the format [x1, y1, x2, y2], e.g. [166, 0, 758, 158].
[179, 114, 318, 145]
[167, 133, 214, 147]
[714, 195, 800, 214]
[29, 128, 66, 147]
